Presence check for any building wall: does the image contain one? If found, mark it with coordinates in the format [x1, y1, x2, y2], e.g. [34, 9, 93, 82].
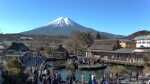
[90, 51, 144, 65]
[136, 40, 150, 48]
[120, 42, 126, 48]
[120, 41, 136, 48]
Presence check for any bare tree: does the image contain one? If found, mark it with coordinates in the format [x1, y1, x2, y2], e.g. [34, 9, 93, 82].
[65, 31, 94, 55]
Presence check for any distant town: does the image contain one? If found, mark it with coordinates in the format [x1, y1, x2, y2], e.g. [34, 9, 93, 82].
[0, 29, 150, 84]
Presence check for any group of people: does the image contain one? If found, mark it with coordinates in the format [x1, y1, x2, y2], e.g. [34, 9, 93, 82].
[87, 74, 109, 84]
[0, 65, 109, 84]
[0, 62, 110, 84]
[78, 73, 109, 84]
[25, 66, 62, 84]
[87, 74, 98, 84]
[25, 65, 77, 84]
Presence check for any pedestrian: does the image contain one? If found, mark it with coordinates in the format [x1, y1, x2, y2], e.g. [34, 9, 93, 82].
[57, 72, 62, 83]
[81, 74, 84, 84]
[101, 76, 109, 84]
[0, 69, 3, 84]
[92, 76, 98, 84]
[88, 74, 92, 84]
[101, 79, 109, 84]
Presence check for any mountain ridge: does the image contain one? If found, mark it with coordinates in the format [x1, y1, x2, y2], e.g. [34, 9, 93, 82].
[22, 17, 124, 38]
[127, 30, 150, 40]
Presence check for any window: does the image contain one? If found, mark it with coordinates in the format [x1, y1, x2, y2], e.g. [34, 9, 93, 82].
[138, 41, 141, 44]
[142, 41, 145, 44]
[137, 41, 140, 44]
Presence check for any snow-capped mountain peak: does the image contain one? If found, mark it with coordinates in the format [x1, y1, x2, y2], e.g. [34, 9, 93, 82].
[22, 16, 123, 38]
[49, 17, 74, 26]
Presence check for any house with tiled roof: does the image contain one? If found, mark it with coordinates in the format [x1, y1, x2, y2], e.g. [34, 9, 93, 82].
[87, 39, 145, 66]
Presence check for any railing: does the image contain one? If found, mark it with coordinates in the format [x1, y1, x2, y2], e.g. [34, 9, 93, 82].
[100, 59, 144, 66]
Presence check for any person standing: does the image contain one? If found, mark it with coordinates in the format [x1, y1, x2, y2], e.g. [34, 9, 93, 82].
[92, 76, 98, 84]
[101, 76, 109, 84]
[0, 69, 3, 84]
[88, 74, 92, 84]
[81, 74, 84, 84]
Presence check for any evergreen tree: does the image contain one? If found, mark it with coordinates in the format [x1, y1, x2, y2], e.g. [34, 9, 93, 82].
[96, 32, 101, 39]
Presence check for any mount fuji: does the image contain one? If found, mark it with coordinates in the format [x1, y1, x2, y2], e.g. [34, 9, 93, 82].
[22, 17, 123, 38]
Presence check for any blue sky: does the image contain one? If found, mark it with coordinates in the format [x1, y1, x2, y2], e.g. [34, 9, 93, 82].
[0, 0, 150, 35]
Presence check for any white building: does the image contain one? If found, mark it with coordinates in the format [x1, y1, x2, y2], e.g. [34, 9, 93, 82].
[134, 35, 150, 48]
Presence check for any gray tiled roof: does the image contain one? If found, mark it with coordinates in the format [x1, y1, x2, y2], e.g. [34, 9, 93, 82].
[90, 44, 115, 51]
[114, 48, 135, 53]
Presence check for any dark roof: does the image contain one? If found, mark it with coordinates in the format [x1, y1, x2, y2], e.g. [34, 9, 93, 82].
[49, 45, 69, 59]
[90, 44, 115, 51]
[56, 45, 67, 52]
[7, 42, 29, 52]
[114, 48, 135, 53]
[89, 39, 120, 51]
[119, 39, 134, 42]
[93, 39, 119, 45]
[114, 48, 150, 53]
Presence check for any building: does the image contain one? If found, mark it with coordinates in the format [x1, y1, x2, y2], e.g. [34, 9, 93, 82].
[20, 52, 45, 68]
[47, 44, 69, 59]
[134, 35, 150, 48]
[87, 39, 145, 66]
[119, 39, 136, 48]
[7, 42, 30, 52]
[1, 42, 30, 61]
[0, 42, 6, 54]
[87, 39, 121, 57]
[89, 39, 120, 50]
[44, 45, 69, 69]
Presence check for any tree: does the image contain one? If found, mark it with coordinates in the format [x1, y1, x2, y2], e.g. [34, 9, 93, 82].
[79, 32, 94, 47]
[65, 32, 94, 55]
[46, 47, 56, 56]
[96, 32, 101, 39]
[110, 65, 128, 77]
[112, 40, 121, 50]
[3, 58, 27, 84]
[65, 61, 76, 82]
[5, 58, 22, 75]
[143, 53, 150, 75]
[143, 53, 150, 65]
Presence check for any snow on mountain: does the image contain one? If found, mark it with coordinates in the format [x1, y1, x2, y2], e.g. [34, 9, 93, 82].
[49, 17, 73, 26]
[22, 17, 123, 38]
